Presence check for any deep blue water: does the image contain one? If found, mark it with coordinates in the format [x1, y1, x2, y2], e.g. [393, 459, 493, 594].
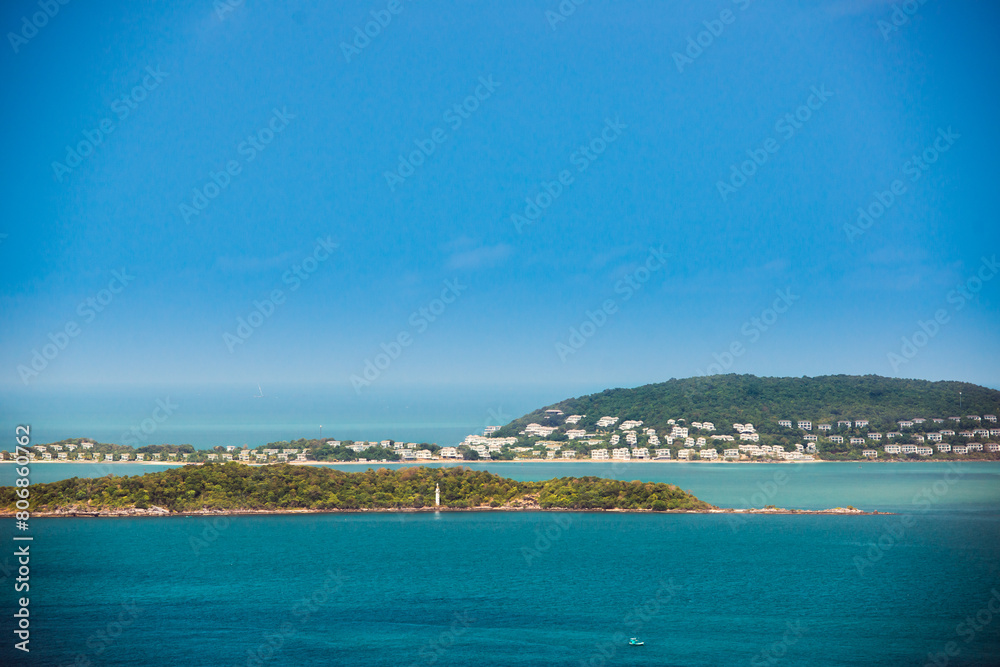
[3, 463, 1000, 665]
[2, 511, 999, 666]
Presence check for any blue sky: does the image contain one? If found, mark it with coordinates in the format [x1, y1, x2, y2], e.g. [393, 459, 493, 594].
[2, 0, 999, 397]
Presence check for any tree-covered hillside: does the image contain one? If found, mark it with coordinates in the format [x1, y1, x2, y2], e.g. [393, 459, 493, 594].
[1, 464, 713, 513]
[495, 374, 1000, 437]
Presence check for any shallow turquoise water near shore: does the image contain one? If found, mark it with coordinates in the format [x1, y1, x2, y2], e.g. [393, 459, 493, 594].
[7, 461, 1000, 512]
[2, 463, 1000, 665]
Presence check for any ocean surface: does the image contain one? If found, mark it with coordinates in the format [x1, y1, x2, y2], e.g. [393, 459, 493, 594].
[3, 463, 1000, 666]
[0, 383, 580, 450]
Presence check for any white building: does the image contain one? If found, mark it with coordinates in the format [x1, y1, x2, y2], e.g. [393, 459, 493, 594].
[862, 450, 878, 458]
[591, 449, 609, 460]
[524, 423, 558, 437]
[797, 421, 812, 431]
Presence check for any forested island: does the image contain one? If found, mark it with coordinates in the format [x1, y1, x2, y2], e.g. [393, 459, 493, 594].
[0, 464, 720, 515]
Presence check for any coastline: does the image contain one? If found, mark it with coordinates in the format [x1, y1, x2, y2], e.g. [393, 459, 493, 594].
[0, 505, 884, 518]
[6, 457, 998, 466]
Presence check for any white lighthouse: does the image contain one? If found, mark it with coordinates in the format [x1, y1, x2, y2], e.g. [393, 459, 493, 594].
[435, 483, 440, 507]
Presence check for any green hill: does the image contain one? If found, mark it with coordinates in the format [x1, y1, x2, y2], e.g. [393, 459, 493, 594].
[497, 375, 999, 436]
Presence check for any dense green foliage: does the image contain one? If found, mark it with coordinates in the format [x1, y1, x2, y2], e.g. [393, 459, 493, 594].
[0, 464, 713, 512]
[494, 374, 1000, 437]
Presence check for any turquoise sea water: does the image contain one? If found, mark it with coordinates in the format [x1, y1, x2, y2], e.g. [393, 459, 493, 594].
[2, 463, 1000, 665]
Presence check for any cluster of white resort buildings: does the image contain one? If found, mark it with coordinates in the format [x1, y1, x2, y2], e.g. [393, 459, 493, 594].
[492, 411, 1000, 461]
[11, 414, 998, 464]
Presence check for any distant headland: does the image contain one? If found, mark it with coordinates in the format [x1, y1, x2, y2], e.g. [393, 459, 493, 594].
[6, 375, 998, 465]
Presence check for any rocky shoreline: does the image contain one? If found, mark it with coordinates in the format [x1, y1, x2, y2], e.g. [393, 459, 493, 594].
[2, 504, 885, 518]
